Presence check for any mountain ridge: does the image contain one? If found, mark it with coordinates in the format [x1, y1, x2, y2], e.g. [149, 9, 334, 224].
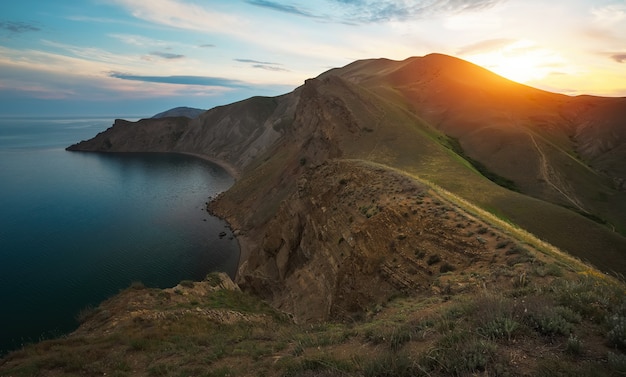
[67, 53, 626, 278]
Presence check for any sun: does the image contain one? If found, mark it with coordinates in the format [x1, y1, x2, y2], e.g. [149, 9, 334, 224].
[463, 40, 562, 84]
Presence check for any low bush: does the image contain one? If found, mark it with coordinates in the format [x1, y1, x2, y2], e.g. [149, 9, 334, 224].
[608, 314, 626, 350]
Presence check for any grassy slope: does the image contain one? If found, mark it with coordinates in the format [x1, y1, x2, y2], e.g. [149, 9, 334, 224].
[322, 74, 626, 276]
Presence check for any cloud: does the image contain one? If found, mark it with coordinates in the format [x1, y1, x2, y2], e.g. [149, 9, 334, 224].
[234, 58, 275, 65]
[592, 4, 626, 26]
[110, 0, 242, 33]
[109, 33, 170, 47]
[252, 64, 289, 72]
[235, 58, 290, 72]
[245, 0, 319, 18]
[150, 51, 185, 59]
[244, 0, 505, 23]
[199, 44, 215, 48]
[611, 53, 626, 63]
[109, 72, 249, 88]
[0, 21, 40, 33]
[457, 38, 516, 55]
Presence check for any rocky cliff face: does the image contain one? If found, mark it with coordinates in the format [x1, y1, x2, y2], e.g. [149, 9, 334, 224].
[68, 95, 299, 175]
[235, 160, 519, 322]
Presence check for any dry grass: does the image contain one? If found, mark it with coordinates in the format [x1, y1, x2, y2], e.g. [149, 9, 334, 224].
[2, 263, 625, 377]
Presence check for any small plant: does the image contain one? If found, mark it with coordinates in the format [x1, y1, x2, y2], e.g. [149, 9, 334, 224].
[440, 262, 456, 273]
[608, 351, 626, 374]
[565, 334, 582, 356]
[608, 314, 626, 350]
[205, 272, 222, 287]
[299, 157, 306, 166]
[530, 307, 574, 336]
[513, 272, 528, 288]
[75, 304, 97, 324]
[477, 227, 488, 234]
[496, 240, 509, 249]
[363, 351, 415, 377]
[292, 341, 305, 356]
[390, 327, 412, 350]
[427, 254, 441, 265]
[506, 244, 528, 255]
[180, 280, 194, 288]
[478, 317, 519, 341]
[129, 281, 145, 290]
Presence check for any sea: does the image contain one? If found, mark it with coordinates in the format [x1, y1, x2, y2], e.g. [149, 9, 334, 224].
[0, 116, 240, 355]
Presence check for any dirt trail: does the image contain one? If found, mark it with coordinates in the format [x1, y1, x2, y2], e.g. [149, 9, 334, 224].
[529, 133, 587, 213]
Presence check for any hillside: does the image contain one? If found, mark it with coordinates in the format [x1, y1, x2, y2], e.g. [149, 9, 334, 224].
[8, 52, 620, 375]
[67, 54, 626, 277]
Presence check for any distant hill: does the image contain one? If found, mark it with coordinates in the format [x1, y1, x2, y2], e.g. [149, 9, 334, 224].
[152, 106, 205, 119]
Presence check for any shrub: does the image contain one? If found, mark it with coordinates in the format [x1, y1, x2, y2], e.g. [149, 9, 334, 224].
[423, 337, 498, 376]
[565, 334, 583, 356]
[75, 304, 97, 324]
[205, 272, 222, 287]
[528, 306, 575, 336]
[506, 244, 528, 255]
[363, 351, 415, 377]
[427, 254, 441, 265]
[496, 240, 509, 249]
[129, 281, 145, 290]
[608, 352, 626, 374]
[478, 317, 519, 341]
[180, 280, 194, 288]
[608, 314, 626, 350]
[440, 263, 456, 273]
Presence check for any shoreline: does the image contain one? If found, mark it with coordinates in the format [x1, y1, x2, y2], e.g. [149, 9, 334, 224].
[176, 152, 241, 181]
[177, 152, 251, 280]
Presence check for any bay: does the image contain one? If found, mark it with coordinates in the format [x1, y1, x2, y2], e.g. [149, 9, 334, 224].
[0, 117, 239, 355]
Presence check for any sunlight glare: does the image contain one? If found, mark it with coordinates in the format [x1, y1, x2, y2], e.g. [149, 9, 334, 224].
[464, 40, 565, 84]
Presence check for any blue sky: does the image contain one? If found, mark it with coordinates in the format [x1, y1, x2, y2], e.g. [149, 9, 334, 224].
[1, 0, 625, 116]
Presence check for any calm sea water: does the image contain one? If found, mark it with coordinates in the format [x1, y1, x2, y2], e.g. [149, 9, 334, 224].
[0, 117, 239, 355]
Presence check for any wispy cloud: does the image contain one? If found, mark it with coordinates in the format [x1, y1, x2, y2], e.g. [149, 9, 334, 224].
[252, 64, 289, 72]
[245, 0, 506, 23]
[109, 72, 249, 88]
[245, 0, 319, 18]
[611, 53, 626, 63]
[457, 38, 516, 55]
[235, 58, 290, 72]
[110, 0, 242, 33]
[0, 21, 40, 33]
[109, 33, 170, 47]
[592, 4, 626, 26]
[342, 0, 506, 23]
[150, 51, 185, 59]
[198, 43, 215, 48]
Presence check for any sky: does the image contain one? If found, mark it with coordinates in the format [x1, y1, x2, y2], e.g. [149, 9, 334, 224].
[0, 0, 625, 117]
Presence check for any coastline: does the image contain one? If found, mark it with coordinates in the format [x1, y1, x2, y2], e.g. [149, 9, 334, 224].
[176, 152, 241, 181]
[177, 151, 251, 280]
